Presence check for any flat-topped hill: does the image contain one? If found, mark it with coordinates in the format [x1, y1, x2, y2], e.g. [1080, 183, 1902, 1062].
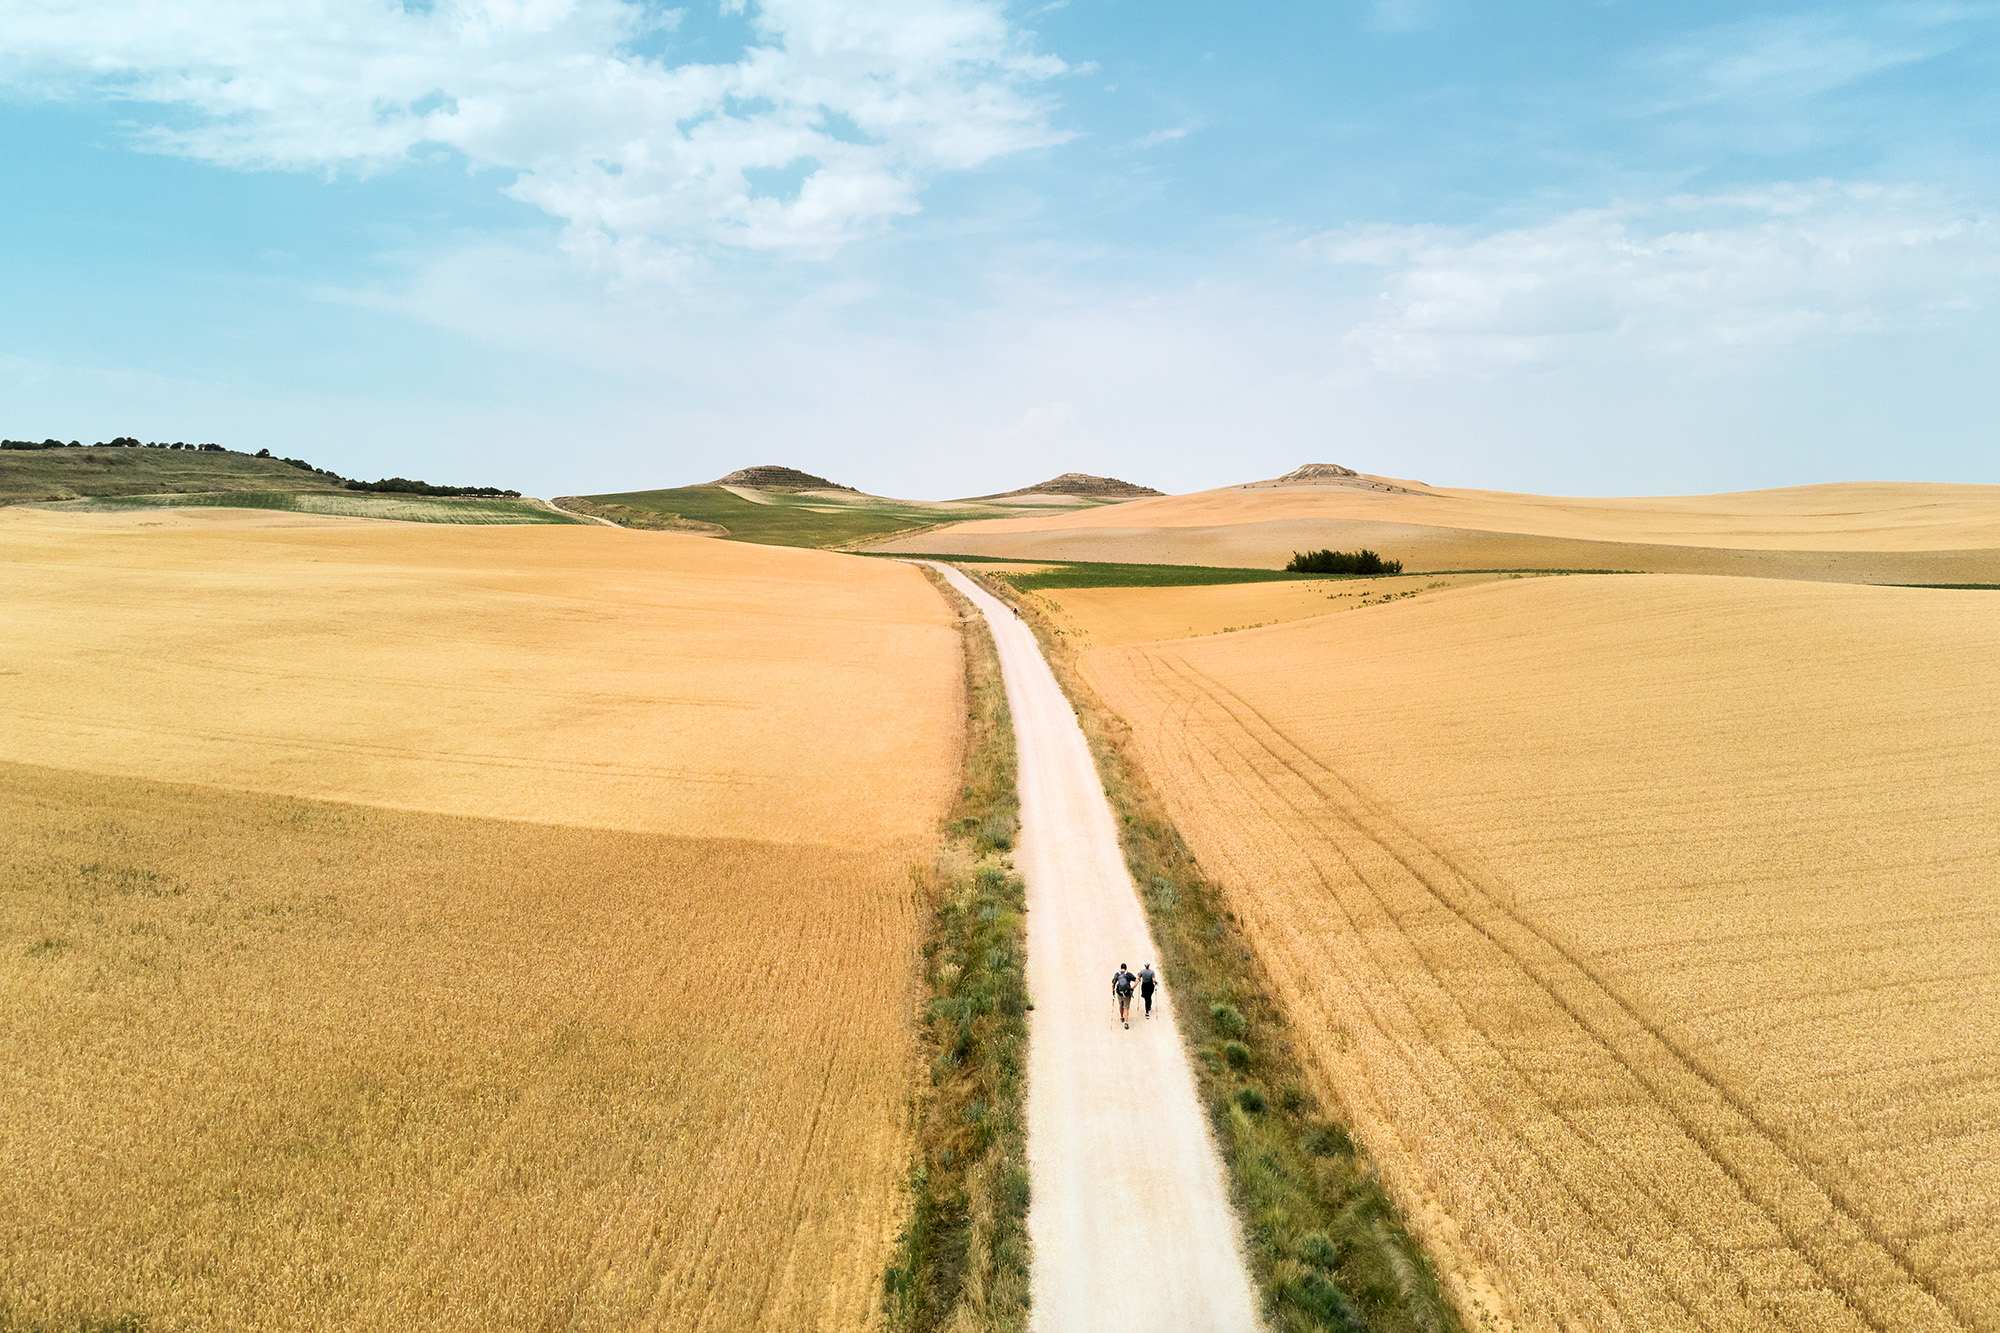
[0, 446, 348, 503]
[713, 465, 858, 493]
[976, 472, 1164, 500]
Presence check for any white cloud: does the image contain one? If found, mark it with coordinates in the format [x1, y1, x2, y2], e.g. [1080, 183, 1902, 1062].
[0, 0, 1068, 258]
[1307, 183, 2000, 376]
[1131, 126, 1188, 149]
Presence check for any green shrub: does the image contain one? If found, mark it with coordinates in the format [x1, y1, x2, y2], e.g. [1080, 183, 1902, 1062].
[1296, 1230, 1341, 1270]
[1210, 1002, 1248, 1037]
[1303, 1122, 1356, 1158]
[1235, 1087, 1268, 1113]
[1280, 1083, 1308, 1113]
[1289, 1269, 1366, 1331]
[1223, 1040, 1251, 1069]
[1285, 548, 1403, 576]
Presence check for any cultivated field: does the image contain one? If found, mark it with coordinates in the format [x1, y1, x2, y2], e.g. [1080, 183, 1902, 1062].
[0, 507, 961, 1332]
[874, 478, 2000, 583]
[1080, 574, 2000, 1332]
[1031, 569, 1511, 646]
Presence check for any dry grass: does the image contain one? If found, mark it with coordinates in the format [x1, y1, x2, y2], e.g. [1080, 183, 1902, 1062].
[1080, 575, 2000, 1332]
[867, 479, 2000, 583]
[0, 508, 964, 1332]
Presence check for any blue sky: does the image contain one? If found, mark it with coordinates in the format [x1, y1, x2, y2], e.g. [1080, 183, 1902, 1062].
[3, 0, 1996, 498]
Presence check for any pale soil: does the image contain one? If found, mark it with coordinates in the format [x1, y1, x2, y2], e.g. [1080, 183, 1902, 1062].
[0, 509, 963, 1332]
[1034, 571, 1511, 647]
[1081, 575, 2000, 1332]
[926, 563, 1262, 1331]
[0, 507, 956, 844]
[894, 478, 2000, 552]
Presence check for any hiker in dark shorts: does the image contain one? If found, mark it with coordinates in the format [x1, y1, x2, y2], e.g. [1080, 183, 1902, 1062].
[1138, 963, 1158, 1018]
[1113, 964, 1136, 1028]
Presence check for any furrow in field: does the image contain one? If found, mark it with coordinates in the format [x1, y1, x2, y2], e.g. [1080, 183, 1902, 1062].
[1080, 575, 2000, 1331]
[1163, 647, 1965, 1332]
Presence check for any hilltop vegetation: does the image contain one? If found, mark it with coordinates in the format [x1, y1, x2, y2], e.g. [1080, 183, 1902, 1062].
[967, 472, 1164, 500]
[714, 463, 858, 492]
[0, 443, 350, 502]
[58, 491, 581, 525]
[3, 443, 539, 526]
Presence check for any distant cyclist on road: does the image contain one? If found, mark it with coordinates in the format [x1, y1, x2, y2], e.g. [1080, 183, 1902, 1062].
[1138, 963, 1158, 1019]
[1113, 963, 1137, 1028]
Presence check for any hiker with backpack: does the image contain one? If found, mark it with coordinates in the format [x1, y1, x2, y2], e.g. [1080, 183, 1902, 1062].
[1113, 963, 1137, 1028]
[1138, 963, 1158, 1019]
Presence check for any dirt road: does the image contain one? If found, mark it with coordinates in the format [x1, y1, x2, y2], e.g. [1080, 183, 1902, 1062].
[925, 563, 1261, 1331]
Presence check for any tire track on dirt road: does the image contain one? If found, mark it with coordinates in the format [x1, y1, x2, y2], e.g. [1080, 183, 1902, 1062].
[920, 562, 1262, 1332]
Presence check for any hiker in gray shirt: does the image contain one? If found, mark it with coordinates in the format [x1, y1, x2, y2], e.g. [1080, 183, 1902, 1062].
[1138, 963, 1158, 1019]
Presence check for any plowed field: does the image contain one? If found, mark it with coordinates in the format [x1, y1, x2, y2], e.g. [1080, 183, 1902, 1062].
[1081, 575, 2000, 1332]
[0, 508, 961, 1332]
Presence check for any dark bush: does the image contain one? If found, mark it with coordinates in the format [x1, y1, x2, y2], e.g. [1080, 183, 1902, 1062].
[1210, 1002, 1248, 1037]
[1223, 1040, 1251, 1069]
[1285, 548, 1404, 576]
[346, 476, 520, 498]
[1303, 1122, 1356, 1158]
[1235, 1086, 1268, 1113]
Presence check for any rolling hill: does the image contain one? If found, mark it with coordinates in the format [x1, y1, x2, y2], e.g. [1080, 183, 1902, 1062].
[867, 465, 2000, 584]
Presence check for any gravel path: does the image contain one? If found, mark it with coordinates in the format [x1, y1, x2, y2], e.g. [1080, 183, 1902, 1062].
[924, 562, 1262, 1331]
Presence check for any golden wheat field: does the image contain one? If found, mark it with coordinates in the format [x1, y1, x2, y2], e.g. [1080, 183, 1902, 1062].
[873, 479, 2000, 583]
[1081, 574, 2000, 1333]
[1031, 570, 1509, 647]
[0, 508, 961, 1332]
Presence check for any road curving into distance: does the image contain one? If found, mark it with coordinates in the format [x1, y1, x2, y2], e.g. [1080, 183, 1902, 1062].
[922, 562, 1261, 1332]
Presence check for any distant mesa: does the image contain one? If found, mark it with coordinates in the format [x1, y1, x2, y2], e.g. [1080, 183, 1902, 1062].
[1259, 461, 1424, 496]
[1275, 463, 1359, 484]
[713, 465, 858, 493]
[980, 472, 1165, 500]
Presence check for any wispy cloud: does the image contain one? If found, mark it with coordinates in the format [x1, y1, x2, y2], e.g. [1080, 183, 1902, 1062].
[0, 0, 1069, 261]
[1367, 0, 1444, 34]
[1131, 126, 1190, 149]
[1638, 6, 1993, 112]
[1307, 183, 2000, 375]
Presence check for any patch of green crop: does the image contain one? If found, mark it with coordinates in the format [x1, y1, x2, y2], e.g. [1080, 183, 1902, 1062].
[581, 486, 939, 548]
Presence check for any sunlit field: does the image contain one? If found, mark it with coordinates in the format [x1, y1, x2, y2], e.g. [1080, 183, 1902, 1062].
[1081, 574, 2000, 1331]
[0, 509, 962, 1332]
